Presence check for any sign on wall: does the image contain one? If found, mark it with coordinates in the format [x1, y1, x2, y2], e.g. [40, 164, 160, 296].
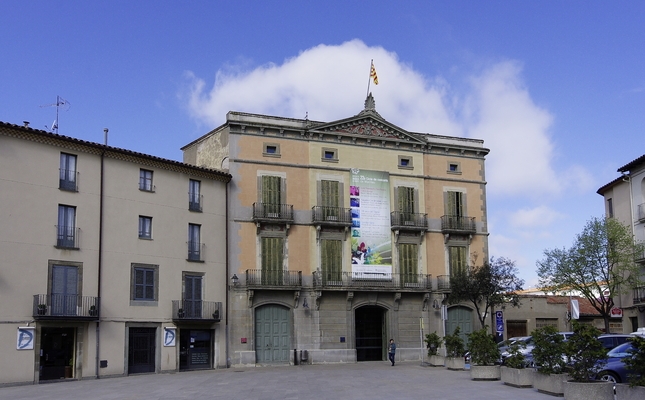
[17, 327, 35, 350]
[349, 169, 392, 277]
[163, 327, 176, 347]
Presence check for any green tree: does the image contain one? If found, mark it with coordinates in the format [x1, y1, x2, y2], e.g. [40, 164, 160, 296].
[447, 257, 524, 330]
[537, 217, 644, 333]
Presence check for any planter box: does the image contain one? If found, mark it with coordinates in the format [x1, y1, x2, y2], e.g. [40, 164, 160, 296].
[533, 372, 569, 397]
[428, 355, 445, 367]
[615, 383, 645, 400]
[563, 381, 613, 400]
[445, 357, 465, 371]
[470, 365, 501, 381]
[500, 366, 533, 388]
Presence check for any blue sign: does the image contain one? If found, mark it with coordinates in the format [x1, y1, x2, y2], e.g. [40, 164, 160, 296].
[495, 311, 504, 334]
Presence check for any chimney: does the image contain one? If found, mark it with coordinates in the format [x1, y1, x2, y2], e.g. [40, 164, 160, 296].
[23, 121, 30, 127]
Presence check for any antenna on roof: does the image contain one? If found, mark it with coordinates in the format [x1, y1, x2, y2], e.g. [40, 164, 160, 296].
[40, 96, 70, 134]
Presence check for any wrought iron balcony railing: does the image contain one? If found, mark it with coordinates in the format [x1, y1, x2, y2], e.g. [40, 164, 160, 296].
[390, 211, 428, 231]
[252, 203, 294, 223]
[437, 275, 451, 291]
[33, 294, 99, 320]
[55, 226, 79, 249]
[59, 169, 78, 192]
[633, 287, 645, 305]
[172, 300, 222, 321]
[312, 206, 352, 226]
[187, 242, 204, 261]
[189, 193, 203, 212]
[245, 269, 302, 288]
[441, 215, 476, 234]
[313, 271, 432, 290]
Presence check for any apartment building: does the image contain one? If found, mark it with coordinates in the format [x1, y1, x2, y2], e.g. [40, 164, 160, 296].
[597, 154, 645, 333]
[0, 121, 231, 385]
[182, 94, 490, 365]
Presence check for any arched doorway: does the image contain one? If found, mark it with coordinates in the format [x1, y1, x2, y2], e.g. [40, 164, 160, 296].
[355, 306, 385, 361]
[254, 304, 291, 363]
[446, 306, 473, 344]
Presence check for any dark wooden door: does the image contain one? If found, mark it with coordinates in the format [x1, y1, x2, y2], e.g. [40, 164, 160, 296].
[128, 328, 156, 374]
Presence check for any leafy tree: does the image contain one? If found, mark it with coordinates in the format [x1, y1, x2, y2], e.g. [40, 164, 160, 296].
[537, 217, 644, 333]
[531, 325, 567, 374]
[565, 322, 607, 382]
[503, 341, 527, 369]
[623, 335, 645, 387]
[424, 331, 444, 356]
[447, 257, 524, 330]
[444, 327, 466, 358]
[467, 327, 500, 366]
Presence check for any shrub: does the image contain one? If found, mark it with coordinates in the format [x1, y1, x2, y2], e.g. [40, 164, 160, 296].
[444, 327, 466, 358]
[424, 331, 444, 356]
[623, 335, 645, 387]
[531, 325, 566, 374]
[565, 322, 607, 382]
[467, 328, 500, 366]
[504, 341, 527, 369]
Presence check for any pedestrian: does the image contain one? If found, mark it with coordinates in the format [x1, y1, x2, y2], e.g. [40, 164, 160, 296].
[388, 338, 396, 366]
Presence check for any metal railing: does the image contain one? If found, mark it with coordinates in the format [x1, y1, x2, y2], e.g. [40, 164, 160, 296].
[245, 269, 302, 287]
[33, 294, 99, 319]
[172, 300, 222, 321]
[55, 226, 79, 249]
[441, 215, 476, 234]
[187, 242, 204, 261]
[311, 206, 352, 225]
[252, 203, 294, 223]
[313, 271, 432, 290]
[189, 193, 203, 212]
[437, 275, 451, 291]
[390, 211, 428, 231]
[633, 287, 645, 305]
[59, 169, 78, 191]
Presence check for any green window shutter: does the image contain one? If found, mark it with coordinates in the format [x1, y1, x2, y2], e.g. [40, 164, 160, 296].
[399, 243, 418, 284]
[321, 239, 342, 283]
[261, 237, 284, 285]
[321, 180, 339, 218]
[449, 246, 467, 275]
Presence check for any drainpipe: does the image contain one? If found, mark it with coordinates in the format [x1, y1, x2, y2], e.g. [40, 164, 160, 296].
[225, 180, 230, 368]
[96, 128, 107, 378]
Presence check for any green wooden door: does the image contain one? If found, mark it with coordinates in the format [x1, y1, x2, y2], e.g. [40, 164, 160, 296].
[446, 306, 473, 344]
[255, 305, 290, 363]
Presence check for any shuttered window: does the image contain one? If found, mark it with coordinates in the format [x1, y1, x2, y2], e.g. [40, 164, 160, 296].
[398, 187, 415, 214]
[399, 243, 418, 284]
[447, 191, 463, 217]
[449, 246, 467, 275]
[321, 239, 342, 283]
[261, 237, 284, 285]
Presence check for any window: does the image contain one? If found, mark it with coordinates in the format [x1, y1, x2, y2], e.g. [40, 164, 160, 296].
[261, 237, 284, 285]
[446, 191, 464, 217]
[607, 198, 614, 218]
[321, 239, 342, 284]
[59, 153, 77, 191]
[448, 162, 461, 174]
[262, 175, 282, 215]
[321, 180, 340, 219]
[139, 216, 152, 239]
[139, 169, 154, 192]
[189, 179, 202, 211]
[263, 143, 281, 157]
[399, 243, 418, 284]
[57, 205, 77, 248]
[131, 264, 158, 302]
[398, 155, 413, 169]
[397, 187, 415, 214]
[321, 148, 338, 162]
[449, 246, 467, 275]
[188, 224, 201, 261]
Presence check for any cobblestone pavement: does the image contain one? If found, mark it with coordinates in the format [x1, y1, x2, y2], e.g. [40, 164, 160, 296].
[0, 362, 559, 400]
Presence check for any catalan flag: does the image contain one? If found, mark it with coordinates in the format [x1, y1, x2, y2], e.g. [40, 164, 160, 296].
[370, 62, 379, 85]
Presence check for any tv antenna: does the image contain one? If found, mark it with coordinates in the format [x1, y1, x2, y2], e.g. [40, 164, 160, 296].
[40, 95, 70, 133]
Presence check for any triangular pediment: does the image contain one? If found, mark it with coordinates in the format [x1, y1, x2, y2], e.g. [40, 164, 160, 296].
[310, 94, 425, 144]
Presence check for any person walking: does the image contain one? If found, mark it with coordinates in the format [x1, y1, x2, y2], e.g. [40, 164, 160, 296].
[388, 338, 396, 366]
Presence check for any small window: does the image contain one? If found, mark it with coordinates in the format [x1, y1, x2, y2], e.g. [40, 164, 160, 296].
[139, 169, 154, 192]
[188, 223, 202, 261]
[447, 162, 461, 174]
[321, 148, 338, 162]
[398, 156, 413, 169]
[131, 264, 158, 303]
[607, 198, 614, 218]
[57, 204, 77, 249]
[189, 179, 202, 212]
[139, 216, 152, 239]
[59, 153, 77, 191]
[263, 143, 281, 157]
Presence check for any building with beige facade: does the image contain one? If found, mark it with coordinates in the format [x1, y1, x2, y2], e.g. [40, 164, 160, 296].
[0, 121, 230, 385]
[182, 94, 490, 365]
[597, 154, 645, 333]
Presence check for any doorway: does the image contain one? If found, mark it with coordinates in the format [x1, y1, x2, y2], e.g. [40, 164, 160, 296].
[184, 275, 203, 318]
[128, 327, 156, 374]
[51, 265, 78, 316]
[446, 306, 473, 344]
[254, 305, 290, 363]
[40, 327, 75, 381]
[179, 329, 212, 370]
[355, 306, 385, 361]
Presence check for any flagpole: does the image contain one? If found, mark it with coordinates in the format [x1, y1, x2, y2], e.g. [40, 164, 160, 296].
[366, 59, 373, 98]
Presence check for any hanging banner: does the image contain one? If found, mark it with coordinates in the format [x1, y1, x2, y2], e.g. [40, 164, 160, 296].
[349, 169, 392, 278]
[17, 327, 35, 350]
[571, 299, 580, 320]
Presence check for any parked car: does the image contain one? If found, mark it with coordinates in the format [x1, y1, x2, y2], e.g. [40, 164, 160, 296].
[500, 336, 534, 366]
[597, 334, 632, 352]
[595, 341, 634, 383]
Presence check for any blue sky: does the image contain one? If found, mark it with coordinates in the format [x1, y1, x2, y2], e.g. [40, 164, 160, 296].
[2, 1, 644, 287]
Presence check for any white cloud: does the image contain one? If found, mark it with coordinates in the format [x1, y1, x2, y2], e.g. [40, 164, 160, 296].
[509, 205, 563, 229]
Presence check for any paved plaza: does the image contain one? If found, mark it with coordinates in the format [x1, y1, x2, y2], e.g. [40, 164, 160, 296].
[0, 362, 556, 400]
